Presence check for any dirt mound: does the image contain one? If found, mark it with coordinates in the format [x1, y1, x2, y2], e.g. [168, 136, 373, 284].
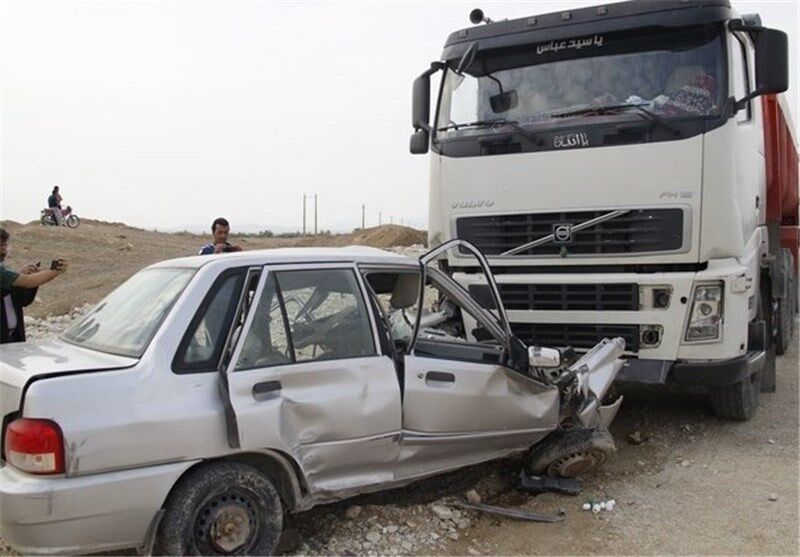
[2, 221, 426, 318]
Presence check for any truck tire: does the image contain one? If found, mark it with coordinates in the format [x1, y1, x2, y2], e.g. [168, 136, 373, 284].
[710, 369, 761, 421]
[775, 248, 796, 356]
[154, 462, 283, 556]
[526, 427, 615, 477]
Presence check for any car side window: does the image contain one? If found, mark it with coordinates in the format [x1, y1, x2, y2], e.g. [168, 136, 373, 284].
[173, 269, 245, 373]
[276, 268, 376, 362]
[235, 273, 293, 370]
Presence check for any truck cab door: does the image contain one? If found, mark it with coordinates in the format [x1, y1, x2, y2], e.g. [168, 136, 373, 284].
[398, 240, 560, 479]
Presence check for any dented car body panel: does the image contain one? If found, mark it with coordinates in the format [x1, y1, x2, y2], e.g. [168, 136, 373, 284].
[0, 244, 625, 555]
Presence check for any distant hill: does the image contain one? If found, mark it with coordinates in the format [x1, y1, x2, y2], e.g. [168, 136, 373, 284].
[0, 220, 426, 317]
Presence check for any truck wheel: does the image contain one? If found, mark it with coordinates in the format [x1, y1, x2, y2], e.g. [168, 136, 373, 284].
[154, 462, 283, 556]
[710, 369, 760, 421]
[526, 427, 615, 478]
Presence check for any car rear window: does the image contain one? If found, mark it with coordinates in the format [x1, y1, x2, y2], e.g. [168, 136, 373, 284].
[63, 267, 195, 358]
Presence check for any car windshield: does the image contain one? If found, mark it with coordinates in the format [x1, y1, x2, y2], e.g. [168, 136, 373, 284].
[436, 24, 725, 138]
[63, 267, 195, 358]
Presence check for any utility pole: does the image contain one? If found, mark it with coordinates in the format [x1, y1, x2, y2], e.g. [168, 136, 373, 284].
[314, 194, 318, 235]
[361, 204, 366, 230]
[302, 194, 307, 236]
[378, 211, 382, 226]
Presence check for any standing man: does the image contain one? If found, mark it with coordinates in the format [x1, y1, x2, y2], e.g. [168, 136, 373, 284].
[198, 217, 242, 255]
[47, 186, 65, 226]
[0, 228, 69, 343]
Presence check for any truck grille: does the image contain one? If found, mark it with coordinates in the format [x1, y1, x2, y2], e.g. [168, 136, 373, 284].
[456, 208, 684, 256]
[511, 323, 640, 352]
[469, 283, 639, 311]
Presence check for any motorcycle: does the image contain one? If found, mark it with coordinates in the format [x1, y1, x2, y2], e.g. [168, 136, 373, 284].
[41, 206, 80, 228]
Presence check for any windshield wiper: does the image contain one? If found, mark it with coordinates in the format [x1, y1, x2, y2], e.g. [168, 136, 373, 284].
[551, 103, 680, 136]
[550, 104, 638, 119]
[438, 119, 539, 143]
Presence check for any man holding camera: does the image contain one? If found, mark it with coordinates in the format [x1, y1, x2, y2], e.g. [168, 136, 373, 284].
[198, 217, 242, 255]
[0, 228, 69, 343]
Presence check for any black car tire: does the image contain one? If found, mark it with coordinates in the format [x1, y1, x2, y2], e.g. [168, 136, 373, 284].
[526, 427, 615, 478]
[154, 462, 283, 556]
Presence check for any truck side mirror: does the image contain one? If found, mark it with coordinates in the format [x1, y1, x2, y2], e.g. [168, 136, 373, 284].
[731, 23, 789, 111]
[412, 74, 431, 132]
[410, 129, 429, 154]
[754, 28, 789, 95]
[410, 62, 444, 155]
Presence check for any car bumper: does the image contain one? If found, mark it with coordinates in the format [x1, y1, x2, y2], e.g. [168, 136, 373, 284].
[617, 350, 766, 388]
[0, 460, 197, 555]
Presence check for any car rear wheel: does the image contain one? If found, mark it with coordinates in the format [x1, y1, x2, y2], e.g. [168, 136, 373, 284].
[154, 462, 283, 556]
[526, 427, 616, 478]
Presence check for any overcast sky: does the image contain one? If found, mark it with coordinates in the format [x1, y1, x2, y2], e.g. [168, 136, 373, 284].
[1, 1, 797, 233]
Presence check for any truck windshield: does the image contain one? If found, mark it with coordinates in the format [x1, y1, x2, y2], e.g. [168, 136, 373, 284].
[436, 24, 725, 140]
[63, 267, 195, 358]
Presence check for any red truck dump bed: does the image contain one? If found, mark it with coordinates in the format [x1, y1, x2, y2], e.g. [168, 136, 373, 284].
[762, 94, 799, 267]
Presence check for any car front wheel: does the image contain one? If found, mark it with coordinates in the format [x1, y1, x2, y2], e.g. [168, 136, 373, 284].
[154, 462, 283, 556]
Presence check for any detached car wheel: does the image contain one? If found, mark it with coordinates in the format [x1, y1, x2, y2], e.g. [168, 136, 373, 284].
[154, 462, 283, 556]
[526, 427, 616, 478]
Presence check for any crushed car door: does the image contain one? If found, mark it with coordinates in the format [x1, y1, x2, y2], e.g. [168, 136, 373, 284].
[224, 263, 402, 496]
[398, 240, 560, 478]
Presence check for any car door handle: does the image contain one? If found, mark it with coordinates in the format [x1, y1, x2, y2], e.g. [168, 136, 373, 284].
[252, 381, 282, 401]
[425, 371, 455, 386]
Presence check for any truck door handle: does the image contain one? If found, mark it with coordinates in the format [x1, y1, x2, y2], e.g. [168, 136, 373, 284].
[425, 371, 455, 386]
[252, 381, 282, 401]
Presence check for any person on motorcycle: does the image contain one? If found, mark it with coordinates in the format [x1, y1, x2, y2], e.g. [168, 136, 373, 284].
[47, 186, 65, 226]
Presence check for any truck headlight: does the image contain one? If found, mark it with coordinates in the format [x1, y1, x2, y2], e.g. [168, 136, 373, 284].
[685, 282, 723, 342]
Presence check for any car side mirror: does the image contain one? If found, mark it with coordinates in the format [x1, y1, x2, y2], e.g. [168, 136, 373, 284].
[528, 346, 562, 368]
[410, 129, 430, 155]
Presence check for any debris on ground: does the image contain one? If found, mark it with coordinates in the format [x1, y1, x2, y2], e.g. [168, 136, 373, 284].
[466, 489, 482, 505]
[768, 493, 778, 502]
[627, 430, 649, 445]
[453, 501, 563, 523]
[583, 498, 616, 513]
[517, 471, 583, 496]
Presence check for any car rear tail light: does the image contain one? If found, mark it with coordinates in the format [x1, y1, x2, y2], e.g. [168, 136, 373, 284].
[4, 418, 65, 474]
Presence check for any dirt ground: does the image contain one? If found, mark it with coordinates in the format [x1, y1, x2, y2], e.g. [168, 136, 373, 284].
[440, 328, 800, 555]
[0, 220, 425, 318]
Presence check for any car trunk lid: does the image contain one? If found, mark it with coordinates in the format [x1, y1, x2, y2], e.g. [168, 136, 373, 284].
[0, 338, 137, 417]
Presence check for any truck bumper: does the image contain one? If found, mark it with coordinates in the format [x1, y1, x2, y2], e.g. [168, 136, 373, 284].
[617, 350, 766, 388]
[0, 460, 197, 555]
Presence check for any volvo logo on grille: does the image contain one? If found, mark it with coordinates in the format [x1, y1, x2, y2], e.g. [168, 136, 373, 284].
[553, 223, 573, 243]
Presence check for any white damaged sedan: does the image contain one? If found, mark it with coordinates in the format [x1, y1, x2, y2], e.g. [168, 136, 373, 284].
[0, 240, 625, 555]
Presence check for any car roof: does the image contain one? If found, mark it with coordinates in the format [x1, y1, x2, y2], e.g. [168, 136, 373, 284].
[148, 246, 420, 270]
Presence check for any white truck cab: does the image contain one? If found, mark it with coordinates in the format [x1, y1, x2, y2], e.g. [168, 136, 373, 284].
[410, 0, 799, 420]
